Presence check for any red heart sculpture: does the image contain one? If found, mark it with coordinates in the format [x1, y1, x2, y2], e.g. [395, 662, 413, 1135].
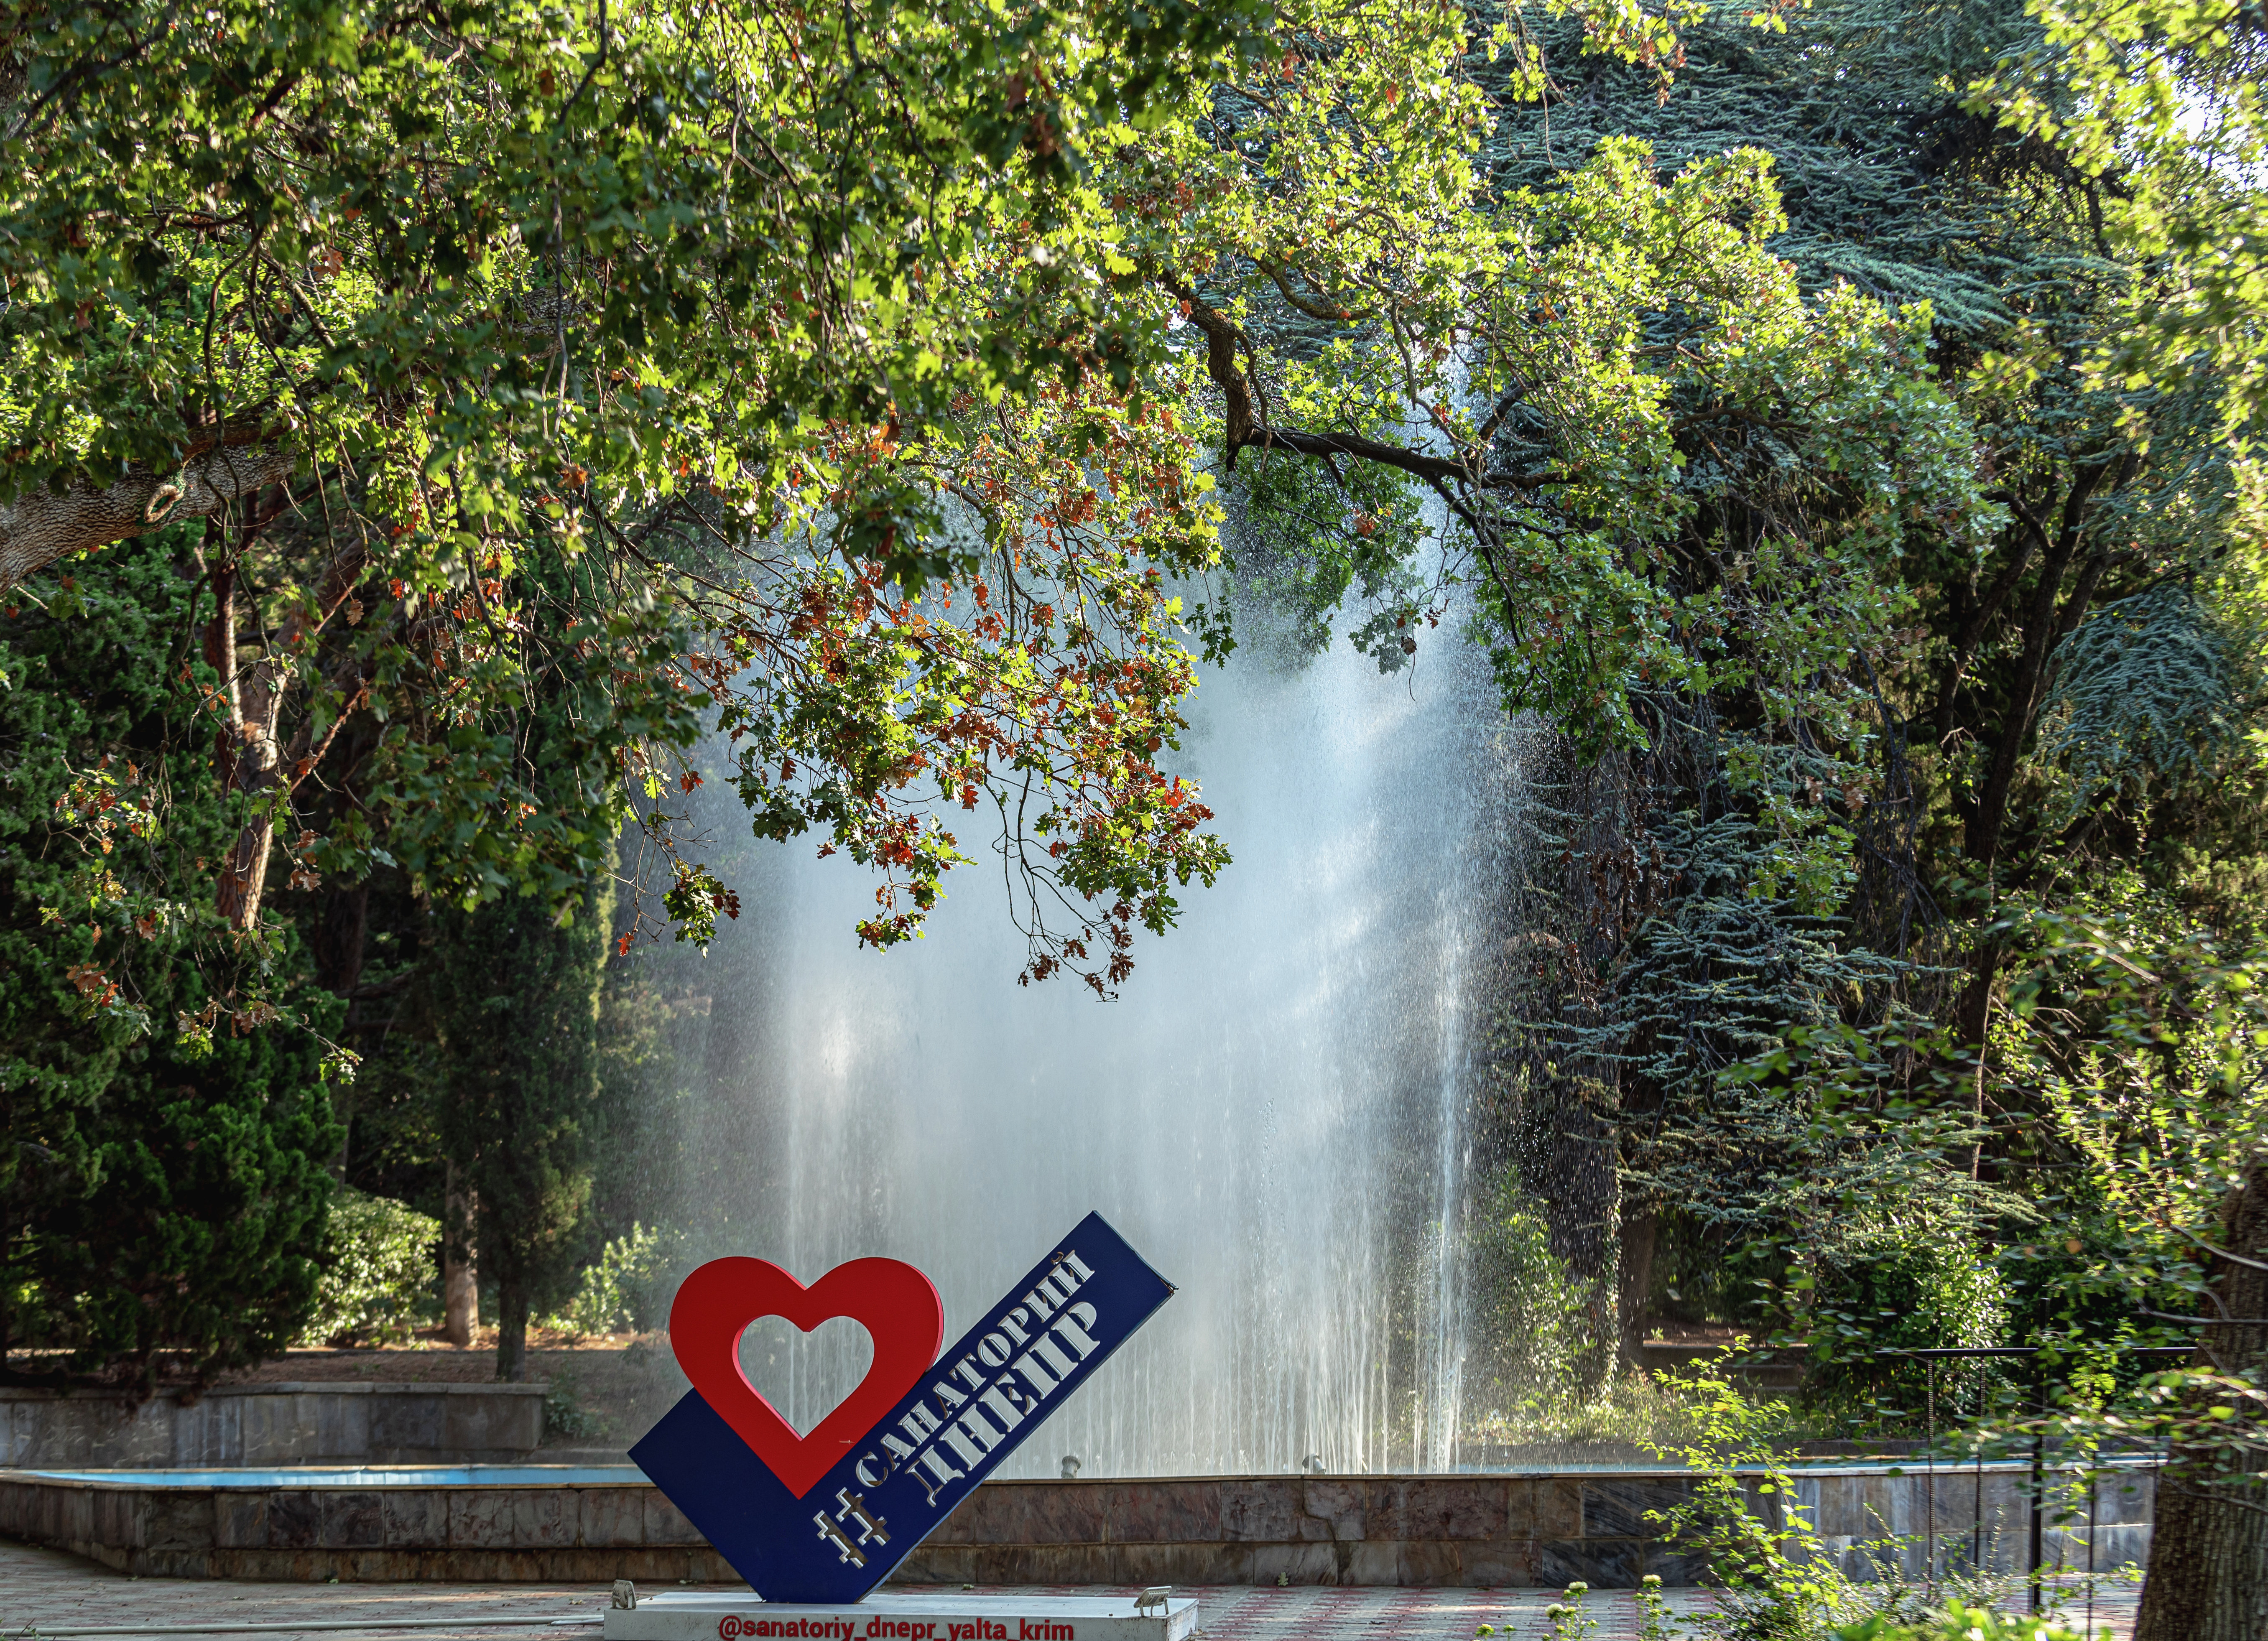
[668, 1256, 944, 1499]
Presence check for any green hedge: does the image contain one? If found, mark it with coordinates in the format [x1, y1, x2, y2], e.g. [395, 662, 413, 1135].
[298, 1187, 439, 1346]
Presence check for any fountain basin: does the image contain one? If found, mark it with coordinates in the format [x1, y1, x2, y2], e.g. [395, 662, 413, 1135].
[0, 1463, 2154, 1586]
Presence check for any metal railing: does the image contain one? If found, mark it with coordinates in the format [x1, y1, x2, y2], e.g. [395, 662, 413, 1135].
[1875, 1343, 2191, 1617]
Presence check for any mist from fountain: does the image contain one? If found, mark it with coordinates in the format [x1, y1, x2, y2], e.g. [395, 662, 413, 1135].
[669, 618, 1522, 1478]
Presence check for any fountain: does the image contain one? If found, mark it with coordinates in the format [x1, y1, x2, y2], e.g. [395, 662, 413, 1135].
[0, 600, 2161, 1587]
[670, 616, 1523, 1479]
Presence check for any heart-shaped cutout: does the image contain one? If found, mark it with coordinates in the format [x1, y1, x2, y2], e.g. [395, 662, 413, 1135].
[670, 1256, 944, 1498]
[738, 1315, 875, 1437]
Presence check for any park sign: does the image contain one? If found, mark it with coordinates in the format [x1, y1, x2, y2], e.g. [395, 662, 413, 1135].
[629, 1210, 1175, 1605]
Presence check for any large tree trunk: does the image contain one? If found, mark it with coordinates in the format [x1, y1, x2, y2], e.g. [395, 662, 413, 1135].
[200, 524, 286, 931]
[1959, 459, 2125, 869]
[214, 651, 288, 929]
[2134, 1152, 2268, 1641]
[196, 506, 369, 930]
[442, 1165, 479, 1348]
[495, 1276, 530, 1384]
[1616, 1206, 1658, 1375]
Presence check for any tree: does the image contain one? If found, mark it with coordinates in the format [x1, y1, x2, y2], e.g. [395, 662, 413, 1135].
[1982, 15, 2268, 1624]
[0, 0, 1983, 1001]
[0, 0, 1258, 995]
[1288, 0, 2268, 1422]
[0, 532, 341, 1391]
[1977, 908, 2268, 1641]
[413, 549, 628, 1381]
[1993, 0, 2268, 440]
[2135, 1151, 2268, 1641]
[426, 872, 609, 1383]
[1130, 0, 2016, 1383]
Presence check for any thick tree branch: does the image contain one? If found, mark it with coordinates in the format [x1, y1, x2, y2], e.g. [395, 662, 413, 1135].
[1158, 276, 1258, 460]
[0, 427, 297, 593]
[1963, 456, 2125, 866]
[1255, 256, 1369, 323]
[1934, 522, 2039, 740]
[1157, 276, 1554, 491]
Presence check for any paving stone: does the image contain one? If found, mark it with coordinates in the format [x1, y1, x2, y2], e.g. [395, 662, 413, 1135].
[0, 1533, 2142, 1641]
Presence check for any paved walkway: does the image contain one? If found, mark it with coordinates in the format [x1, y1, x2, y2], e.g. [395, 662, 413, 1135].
[0, 1539, 2138, 1641]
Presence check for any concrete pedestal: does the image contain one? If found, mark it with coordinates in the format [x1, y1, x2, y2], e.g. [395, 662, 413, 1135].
[604, 1593, 1199, 1641]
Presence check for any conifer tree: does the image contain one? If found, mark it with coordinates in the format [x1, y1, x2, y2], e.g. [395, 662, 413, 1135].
[421, 557, 624, 1382]
[426, 870, 609, 1382]
[1412, 0, 2259, 1380]
[0, 534, 340, 1391]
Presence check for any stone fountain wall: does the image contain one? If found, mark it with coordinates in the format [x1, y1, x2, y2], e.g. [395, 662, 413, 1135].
[0, 1467, 2153, 1586]
[899, 1469, 2152, 1587]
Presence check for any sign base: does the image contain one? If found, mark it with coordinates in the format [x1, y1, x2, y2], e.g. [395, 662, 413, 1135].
[603, 1593, 1199, 1641]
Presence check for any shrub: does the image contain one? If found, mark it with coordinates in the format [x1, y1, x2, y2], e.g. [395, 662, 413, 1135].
[1806, 1220, 2010, 1424]
[1648, 1361, 2055, 1640]
[1469, 1170, 1596, 1424]
[1835, 1611, 2095, 1641]
[297, 1187, 440, 1346]
[1646, 1359, 1856, 1639]
[547, 1222, 676, 1338]
[543, 1368, 607, 1440]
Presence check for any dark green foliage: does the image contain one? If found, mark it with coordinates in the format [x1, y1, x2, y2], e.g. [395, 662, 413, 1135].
[1592, 811, 1914, 1209]
[0, 535, 340, 1389]
[582, 931, 704, 1275]
[413, 556, 660, 1377]
[421, 611, 617, 1389]
[1804, 1223, 2010, 1422]
[543, 1371, 608, 1441]
[2038, 579, 2261, 813]
[427, 874, 609, 1380]
[1480, 0, 2051, 338]
[1452, 0, 2268, 1409]
[39, 1044, 341, 1386]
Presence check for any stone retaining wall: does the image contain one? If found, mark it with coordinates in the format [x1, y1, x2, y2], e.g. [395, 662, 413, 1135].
[897, 1468, 2152, 1587]
[0, 1467, 2153, 1585]
[0, 1383, 546, 1469]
